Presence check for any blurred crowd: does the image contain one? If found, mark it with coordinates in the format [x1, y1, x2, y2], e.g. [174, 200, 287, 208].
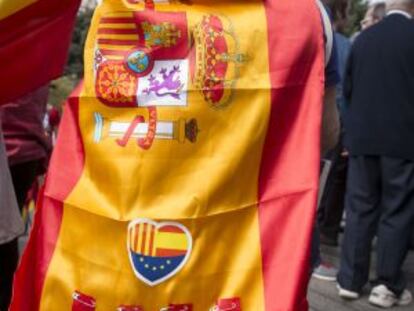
[312, 0, 414, 308]
[0, 87, 60, 310]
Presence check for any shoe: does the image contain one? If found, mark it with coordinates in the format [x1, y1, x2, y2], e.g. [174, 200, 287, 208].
[398, 289, 413, 306]
[337, 284, 360, 300]
[369, 284, 413, 308]
[312, 262, 337, 281]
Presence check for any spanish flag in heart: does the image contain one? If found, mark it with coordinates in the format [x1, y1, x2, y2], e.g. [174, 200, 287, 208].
[11, 0, 325, 310]
[0, 0, 81, 104]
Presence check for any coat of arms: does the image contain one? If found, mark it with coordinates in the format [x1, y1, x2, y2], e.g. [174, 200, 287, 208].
[93, 4, 248, 151]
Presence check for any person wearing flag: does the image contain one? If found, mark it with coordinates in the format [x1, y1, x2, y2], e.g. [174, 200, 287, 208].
[8, 0, 336, 310]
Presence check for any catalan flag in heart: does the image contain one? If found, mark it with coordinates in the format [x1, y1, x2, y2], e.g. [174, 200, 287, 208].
[10, 0, 325, 310]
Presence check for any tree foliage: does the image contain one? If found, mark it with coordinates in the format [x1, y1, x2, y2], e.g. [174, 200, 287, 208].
[345, 0, 368, 35]
[325, 0, 367, 35]
[65, 9, 94, 78]
[49, 9, 93, 107]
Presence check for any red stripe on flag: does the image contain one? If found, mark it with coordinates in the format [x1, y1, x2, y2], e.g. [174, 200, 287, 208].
[158, 226, 184, 234]
[98, 39, 138, 46]
[100, 49, 128, 56]
[129, 227, 133, 250]
[11, 195, 64, 311]
[258, 1, 324, 310]
[148, 225, 155, 256]
[100, 17, 136, 24]
[134, 224, 139, 252]
[141, 223, 147, 255]
[98, 28, 137, 35]
[129, 226, 133, 251]
[155, 249, 187, 257]
[10, 89, 85, 310]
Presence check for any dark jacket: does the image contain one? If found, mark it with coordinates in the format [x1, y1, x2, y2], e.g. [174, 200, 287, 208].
[343, 14, 414, 160]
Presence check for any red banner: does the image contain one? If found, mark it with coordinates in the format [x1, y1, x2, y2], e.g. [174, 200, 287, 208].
[0, 0, 81, 104]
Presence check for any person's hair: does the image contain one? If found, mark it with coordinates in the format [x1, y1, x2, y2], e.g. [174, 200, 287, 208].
[372, 2, 386, 21]
[324, 0, 349, 33]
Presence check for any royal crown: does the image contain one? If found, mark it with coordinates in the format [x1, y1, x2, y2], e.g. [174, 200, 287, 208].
[192, 15, 248, 109]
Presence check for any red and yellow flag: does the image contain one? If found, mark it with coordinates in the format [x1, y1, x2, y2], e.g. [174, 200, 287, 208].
[11, 0, 325, 310]
[0, 0, 81, 104]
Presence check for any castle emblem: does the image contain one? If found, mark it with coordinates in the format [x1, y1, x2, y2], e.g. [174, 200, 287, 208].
[141, 21, 181, 48]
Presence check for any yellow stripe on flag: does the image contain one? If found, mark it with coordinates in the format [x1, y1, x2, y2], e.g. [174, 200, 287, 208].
[133, 225, 138, 253]
[99, 44, 135, 51]
[98, 23, 136, 29]
[137, 223, 144, 253]
[0, 0, 38, 20]
[106, 56, 125, 61]
[151, 231, 158, 257]
[154, 232, 188, 251]
[104, 11, 134, 18]
[97, 34, 139, 40]
[144, 226, 151, 256]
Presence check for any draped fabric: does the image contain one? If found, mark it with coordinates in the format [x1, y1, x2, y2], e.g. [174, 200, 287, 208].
[11, 0, 324, 310]
[0, 0, 81, 104]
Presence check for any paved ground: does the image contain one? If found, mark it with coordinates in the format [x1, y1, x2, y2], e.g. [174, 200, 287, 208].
[308, 242, 414, 311]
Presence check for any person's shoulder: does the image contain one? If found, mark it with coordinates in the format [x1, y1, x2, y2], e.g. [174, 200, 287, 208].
[375, 15, 414, 33]
[386, 13, 414, 24]
[334, 33, 351, 47]
[372, 15, 414, 39]
[352, 22, 382, 47]
[334, 32, 347, 41]
[397, 16, 414, 33]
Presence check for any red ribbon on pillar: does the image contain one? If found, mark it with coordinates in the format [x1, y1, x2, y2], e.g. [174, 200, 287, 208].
[71, 291, 96, 311]
[215, 298, 241, 311]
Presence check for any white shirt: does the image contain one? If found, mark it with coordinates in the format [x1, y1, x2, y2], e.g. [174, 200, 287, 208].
[387, 10, 413, 19]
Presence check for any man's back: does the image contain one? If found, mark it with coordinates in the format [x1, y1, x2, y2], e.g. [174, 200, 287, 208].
[344, 14, 414, 160]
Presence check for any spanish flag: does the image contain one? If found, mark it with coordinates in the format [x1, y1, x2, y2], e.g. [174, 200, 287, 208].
[11, 0, 325, 310]
[0, 0, 81, 104]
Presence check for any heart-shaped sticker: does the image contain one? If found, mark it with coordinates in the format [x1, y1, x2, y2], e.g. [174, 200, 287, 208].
[127, 218, 192, 286]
